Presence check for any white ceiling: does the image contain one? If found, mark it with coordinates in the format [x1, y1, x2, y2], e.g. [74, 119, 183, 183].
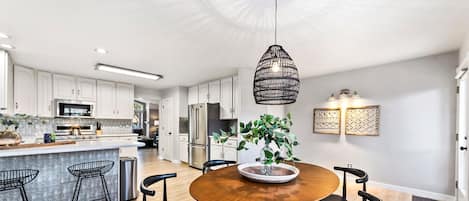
[0, 0, 468, 89]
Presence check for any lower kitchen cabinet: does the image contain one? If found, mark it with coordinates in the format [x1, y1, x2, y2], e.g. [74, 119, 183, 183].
[179, 135, 189, 163]
[209, 137, 238, 161]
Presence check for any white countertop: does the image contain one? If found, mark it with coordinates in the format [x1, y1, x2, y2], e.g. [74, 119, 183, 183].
[0, 140, 140, 158]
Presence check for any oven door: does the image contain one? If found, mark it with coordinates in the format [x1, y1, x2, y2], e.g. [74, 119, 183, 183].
[55, 100, 95, 118]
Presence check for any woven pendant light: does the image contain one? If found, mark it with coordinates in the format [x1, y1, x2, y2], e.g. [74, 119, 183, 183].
[253, 0, 300, 105]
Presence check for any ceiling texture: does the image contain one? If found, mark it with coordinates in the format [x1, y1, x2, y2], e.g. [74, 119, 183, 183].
[0, 0, 468, 89]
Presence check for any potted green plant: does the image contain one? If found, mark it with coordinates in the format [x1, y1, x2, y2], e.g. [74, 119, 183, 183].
[237, 113, 300, 176]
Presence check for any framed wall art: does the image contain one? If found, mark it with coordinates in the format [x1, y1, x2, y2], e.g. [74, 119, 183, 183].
[313, 108, 341, 134]
[345, 105, 380, 136]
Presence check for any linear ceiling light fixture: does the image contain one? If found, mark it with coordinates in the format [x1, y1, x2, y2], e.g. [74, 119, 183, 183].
[95, 63, 163, 80]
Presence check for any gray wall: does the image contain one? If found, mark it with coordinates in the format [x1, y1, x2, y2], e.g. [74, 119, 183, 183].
[286, 52, 457, 195]
[461, 32, 469, 64]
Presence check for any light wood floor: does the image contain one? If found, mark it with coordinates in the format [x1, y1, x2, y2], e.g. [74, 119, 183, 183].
[137, 149, 414, 201]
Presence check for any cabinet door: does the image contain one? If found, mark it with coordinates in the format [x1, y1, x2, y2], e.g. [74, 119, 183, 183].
[37, 71, 53, 117]
[223, 147, 237, 162]
[208, 80, 220, 103]
[198, 83, 209, 103]
[210, 145, 224, 160]
[76, 78, 96, 101]
[53, 74, 76, 100]
[115, 83, 134, 119]
[188, 86, 198, 105]
[96, 81, 116, 119]
[232, 76, 238, 118]
[220, 77, 233, 119]
[179, 141, 188, 163]
[0, 51, 13, 114]
[14, 66, 36, 115]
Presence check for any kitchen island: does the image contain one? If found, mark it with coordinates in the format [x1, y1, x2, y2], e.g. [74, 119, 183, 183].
[0, 140, 139, 201]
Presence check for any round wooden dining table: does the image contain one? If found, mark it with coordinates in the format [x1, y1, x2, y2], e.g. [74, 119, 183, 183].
[189, 163, 339, 201]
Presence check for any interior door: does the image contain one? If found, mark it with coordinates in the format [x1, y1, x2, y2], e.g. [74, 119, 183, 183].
[457, 68, 469, 201]
[159, 97, 174, 161]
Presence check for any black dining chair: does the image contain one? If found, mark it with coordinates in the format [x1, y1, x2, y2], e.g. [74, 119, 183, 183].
[358, 191, 381, 201]
[202, 160, 237, 174]
[321, 166, 368, 201]
[140, 173, 177, 201]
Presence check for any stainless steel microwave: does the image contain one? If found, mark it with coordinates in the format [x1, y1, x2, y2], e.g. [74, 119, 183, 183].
[55, 99, 95, 118]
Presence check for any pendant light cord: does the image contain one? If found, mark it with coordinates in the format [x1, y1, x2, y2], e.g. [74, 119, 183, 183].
[274, 0, 278, 45]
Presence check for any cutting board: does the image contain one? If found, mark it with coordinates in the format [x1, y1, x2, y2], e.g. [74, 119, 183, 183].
[0, 141, 76, 150]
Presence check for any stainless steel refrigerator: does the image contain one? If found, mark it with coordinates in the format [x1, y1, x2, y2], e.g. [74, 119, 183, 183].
[189, 103, 229, 169]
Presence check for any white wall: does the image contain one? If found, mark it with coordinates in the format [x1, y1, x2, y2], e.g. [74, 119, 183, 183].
[134, 86, 162, 103]
[461, 32, 469, 64]
[286, 52, 457, 196]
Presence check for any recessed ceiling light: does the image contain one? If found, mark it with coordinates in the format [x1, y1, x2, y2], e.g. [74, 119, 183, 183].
[0, 44, 14, 49]
[95, 63, 163, 80]
[94, 48, 108, 54]
[0, 32, 9, 39]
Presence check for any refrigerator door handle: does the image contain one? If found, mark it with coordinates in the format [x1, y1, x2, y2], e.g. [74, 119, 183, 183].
[195, 107, 199, 140]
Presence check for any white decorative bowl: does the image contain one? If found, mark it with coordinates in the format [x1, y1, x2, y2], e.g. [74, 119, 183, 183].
[237, 162, 300, 184]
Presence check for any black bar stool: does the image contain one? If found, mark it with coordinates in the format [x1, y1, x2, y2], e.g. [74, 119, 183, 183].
[202, 160, 237, 174]
[67, 160, 114, 201]
[358, 190, 381, 201]
[0, 169, 39, 201]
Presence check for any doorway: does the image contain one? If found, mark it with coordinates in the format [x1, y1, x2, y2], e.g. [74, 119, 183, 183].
[457, 67, 469, 201]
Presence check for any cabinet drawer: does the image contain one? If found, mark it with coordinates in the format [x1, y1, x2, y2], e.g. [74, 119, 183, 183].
[179, 135, 188, 142]
[224, 139, 237, 148]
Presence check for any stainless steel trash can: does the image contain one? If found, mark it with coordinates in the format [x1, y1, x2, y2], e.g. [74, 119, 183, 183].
[120, 157, 137, 201]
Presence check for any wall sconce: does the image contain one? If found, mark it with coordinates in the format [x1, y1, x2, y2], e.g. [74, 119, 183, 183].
[327, 89, 361, 108]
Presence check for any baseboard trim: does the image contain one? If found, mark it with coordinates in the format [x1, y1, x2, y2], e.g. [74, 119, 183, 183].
[171, 159, 181, 164]
[340, 174, 455, 201]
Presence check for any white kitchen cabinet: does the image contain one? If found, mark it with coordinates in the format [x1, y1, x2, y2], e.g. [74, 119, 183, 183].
[53, 74, 96, 101]
[210, 144, 224, 160]
[232, 76, 238, 118]
[0, 50, 13, 114]
[37, 71, 53, 117]
[179, 135, 189, 163]
[115, 83, 134, 119]
[14, 65, 36, 115]
[96, 81, 116, 119]
[76, 78, 96, 101]
[224, 147, 237, 161]
[188, 86, 198, 105]
[220, 77, 233, 119]
[198, 83, 209, 103]
[97, 81, 134, 119]
[53, 74, 76, 100]
[208, 80, 220, 103]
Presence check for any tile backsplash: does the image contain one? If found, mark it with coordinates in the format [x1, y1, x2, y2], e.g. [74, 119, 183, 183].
[8, 117, 132, 139]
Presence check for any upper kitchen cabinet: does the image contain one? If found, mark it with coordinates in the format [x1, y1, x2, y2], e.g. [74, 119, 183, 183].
[188, 86, 198, 105]
[220, 76, 238, 119]
[76, 78, 96, 101]
[37, 71, 53, 117]
[53, 74, 76, 100]
[198, 83, 209, 103]
[232, 76, 239, 118]
[53, 74, 96, 101]
[208, 80, 220, 103]
[14, 65, 36, 115]
[115, 83, 134, 119]
[96, 81, 134, 119]
[0, 50, 13, 114]
[96, 81, 116, 119]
